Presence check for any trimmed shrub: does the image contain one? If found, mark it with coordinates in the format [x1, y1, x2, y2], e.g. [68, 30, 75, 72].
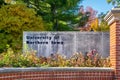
[0, 48, 111, 67]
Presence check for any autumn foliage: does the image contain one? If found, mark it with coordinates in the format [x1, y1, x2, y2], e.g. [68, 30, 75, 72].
[0, 47, 111, 67]
[0, 4, 45, 52]
[78, 6, 109, 31]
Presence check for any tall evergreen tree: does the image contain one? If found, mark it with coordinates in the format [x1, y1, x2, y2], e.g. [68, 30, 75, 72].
[20, 0, 83, 31]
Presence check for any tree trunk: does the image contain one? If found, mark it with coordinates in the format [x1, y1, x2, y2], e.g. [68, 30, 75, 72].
[51, 4, 58, 31]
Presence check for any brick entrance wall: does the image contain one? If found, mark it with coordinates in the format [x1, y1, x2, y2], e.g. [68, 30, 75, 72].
[0, 68, 114, 80]
[0, 7, 120, 80]
[104, 7, 120, 80]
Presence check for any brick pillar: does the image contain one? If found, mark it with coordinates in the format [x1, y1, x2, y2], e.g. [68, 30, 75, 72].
[104, 7, 120, 80]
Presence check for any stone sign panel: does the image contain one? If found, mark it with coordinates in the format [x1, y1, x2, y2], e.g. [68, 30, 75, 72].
[23, 32, 109, 57]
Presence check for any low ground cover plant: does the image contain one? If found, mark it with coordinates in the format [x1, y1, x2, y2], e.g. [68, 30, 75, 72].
[0, 48, 111, 67]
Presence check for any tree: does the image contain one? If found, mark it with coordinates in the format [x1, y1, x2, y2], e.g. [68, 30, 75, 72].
[90, 18, 99, 31]
[77, 6, 109, 32]
[76, 6, 97, 31]
[0, 0, 15, 6]
[0, 0, 4, 7]
[90, 18, 109, 32]
[0, 4, 45, 52]
[107, 0, 120, 6]
[19, 0, 83, 31]
[88, 12, 109, 32]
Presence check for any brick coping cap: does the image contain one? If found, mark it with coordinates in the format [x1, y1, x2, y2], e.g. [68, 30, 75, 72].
[104, 7, 120, 20]
[0, 67, 114, 73]
[104, 7, 120, 25]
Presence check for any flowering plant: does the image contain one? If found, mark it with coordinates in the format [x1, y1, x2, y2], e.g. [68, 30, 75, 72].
[0, 48, 111, 67]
